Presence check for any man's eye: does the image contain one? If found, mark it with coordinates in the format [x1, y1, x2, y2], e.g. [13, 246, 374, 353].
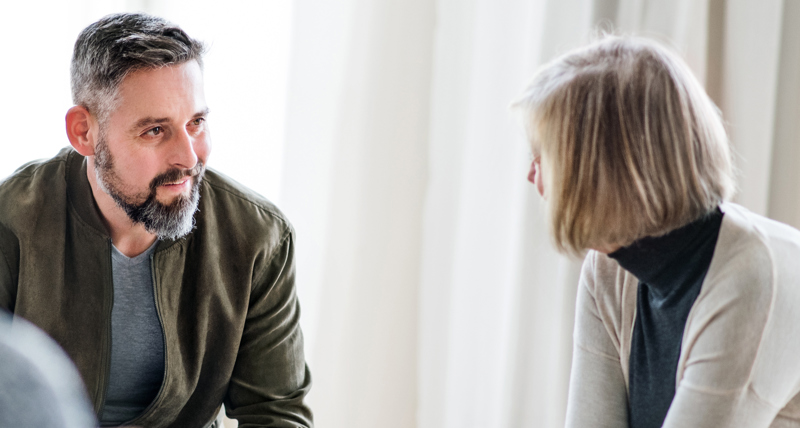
[191, 118, 205, 126]
[144, 126, 163, 137]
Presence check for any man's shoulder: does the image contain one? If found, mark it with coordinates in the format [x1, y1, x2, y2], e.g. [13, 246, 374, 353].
[0, 148, 73, 229]
[198, 168, 294, 239]
[0, 148, 71, 190]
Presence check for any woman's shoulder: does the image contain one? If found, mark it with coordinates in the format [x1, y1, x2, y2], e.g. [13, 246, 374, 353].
[692, 203, 784, 319]
[715, 202, 800, 285]
[720, 202, 800, 246]
[581, 250, 636, 291]
[579, 250, 638, 320]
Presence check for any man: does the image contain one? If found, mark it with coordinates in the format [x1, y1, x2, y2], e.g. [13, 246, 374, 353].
[0, 13, 312, 427]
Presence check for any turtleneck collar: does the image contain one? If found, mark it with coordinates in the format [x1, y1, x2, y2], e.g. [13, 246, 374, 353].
[608, 207, 724, 296]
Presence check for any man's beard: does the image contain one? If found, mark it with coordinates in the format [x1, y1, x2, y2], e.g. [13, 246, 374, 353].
[94, 136, 205, 240]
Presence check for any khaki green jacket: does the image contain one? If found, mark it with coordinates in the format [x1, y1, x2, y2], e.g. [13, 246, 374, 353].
[0, 148, 312, 427]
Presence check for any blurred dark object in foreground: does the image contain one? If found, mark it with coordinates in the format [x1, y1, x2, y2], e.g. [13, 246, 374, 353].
[0, 309, 96, 428]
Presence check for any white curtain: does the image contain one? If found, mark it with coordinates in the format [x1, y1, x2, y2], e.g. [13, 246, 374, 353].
[284, 1, 800, 427]
[282, 1, 434, 425]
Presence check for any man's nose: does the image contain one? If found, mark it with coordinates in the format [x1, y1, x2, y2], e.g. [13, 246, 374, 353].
[171, 129, 198, 170]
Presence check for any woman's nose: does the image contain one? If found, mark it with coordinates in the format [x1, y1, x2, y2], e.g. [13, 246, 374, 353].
[527, 160, 537, 184]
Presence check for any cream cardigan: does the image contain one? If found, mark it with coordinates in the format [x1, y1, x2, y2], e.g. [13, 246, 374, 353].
[565, 203, 800, 427]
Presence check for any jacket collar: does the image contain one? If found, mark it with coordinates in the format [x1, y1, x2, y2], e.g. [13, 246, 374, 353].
[65, 149, 110, 238]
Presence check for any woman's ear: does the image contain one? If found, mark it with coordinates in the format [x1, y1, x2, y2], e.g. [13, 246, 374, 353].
[65, 106, 97, 157]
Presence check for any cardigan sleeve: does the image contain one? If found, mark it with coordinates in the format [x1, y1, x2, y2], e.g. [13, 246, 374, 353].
[565, 253, 629, 428]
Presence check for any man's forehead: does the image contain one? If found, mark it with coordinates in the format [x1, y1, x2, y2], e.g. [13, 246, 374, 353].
[119, 60, 204, 91]
[104, 61, 207, 127]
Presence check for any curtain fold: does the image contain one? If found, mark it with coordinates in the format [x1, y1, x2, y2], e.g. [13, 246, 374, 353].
[282, 1, 800, 427]
[715, 0, 785, 215]
[767, 0, 800, 227]
[282, 1, 435, 427]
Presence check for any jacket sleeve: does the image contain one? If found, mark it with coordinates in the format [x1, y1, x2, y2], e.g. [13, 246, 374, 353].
[0, 222, 19, 312]
[565, 253, 629, 428]
[224, 227, 313, 427]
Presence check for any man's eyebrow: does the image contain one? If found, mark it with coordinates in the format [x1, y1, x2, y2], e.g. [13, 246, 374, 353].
[131, 117, 171, 132]
[129, 108, 210, 132]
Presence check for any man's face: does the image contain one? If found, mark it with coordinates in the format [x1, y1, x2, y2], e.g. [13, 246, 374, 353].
[94, 60, 211, 240]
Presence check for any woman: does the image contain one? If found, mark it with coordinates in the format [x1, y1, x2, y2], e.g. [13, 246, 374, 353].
[514, 36, 800, 427]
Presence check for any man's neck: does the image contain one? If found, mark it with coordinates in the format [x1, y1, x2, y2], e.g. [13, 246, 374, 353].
[86, 160, 158, 258]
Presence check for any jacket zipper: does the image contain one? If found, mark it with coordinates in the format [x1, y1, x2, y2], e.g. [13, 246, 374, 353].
[97, 238, 114, 417]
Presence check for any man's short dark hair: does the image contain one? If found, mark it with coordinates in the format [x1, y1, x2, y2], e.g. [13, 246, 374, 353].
[70, 12, 206, 122]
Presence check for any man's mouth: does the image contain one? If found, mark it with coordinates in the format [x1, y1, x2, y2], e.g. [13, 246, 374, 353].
[159, 177, 193, 192]
[163, 178, 190, 186]
[149, 162, 205, 192]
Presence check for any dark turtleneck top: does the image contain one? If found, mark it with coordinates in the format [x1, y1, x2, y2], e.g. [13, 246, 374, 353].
[608, 207, 724, 428]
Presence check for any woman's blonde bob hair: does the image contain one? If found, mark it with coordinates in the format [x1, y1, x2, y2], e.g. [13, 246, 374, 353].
[514, 36, 735, 255]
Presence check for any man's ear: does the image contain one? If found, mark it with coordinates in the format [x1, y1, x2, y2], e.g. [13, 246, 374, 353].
[66, 106, 97, 157]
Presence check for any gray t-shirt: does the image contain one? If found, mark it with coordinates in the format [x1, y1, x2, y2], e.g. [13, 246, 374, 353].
[99, 241, 165, 426]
